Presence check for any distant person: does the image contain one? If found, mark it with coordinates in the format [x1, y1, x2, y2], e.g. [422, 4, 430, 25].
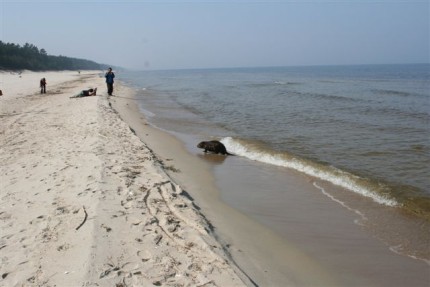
[105, 67, 115, 95]
[70, 88, 97, 98]
[40, 78, 46, 94]
[0, 90, 3, 96]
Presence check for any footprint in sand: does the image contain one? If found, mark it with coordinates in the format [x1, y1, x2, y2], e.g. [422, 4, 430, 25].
[57, 243, 71, 251]
[29, 215, 45, 225]
[55, 206, 70, 215]
[136, 250, 151, 263]
[101, 224, 112, 232]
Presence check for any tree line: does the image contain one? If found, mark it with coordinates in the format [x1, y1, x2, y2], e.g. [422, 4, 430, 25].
[0, 41, 108, 71]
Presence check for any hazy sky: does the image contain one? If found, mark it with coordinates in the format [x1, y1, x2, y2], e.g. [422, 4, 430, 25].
[1, 0, 429, 70]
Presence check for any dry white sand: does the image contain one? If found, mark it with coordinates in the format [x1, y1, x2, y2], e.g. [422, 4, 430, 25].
[0, 71, 247, 286]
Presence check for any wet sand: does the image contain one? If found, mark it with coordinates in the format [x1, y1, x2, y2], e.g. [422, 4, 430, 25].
[110, 83, 430, 287]
[213, 156, 430, 286]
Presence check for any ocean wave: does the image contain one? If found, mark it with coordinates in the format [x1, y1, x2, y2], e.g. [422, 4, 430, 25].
[274, 81, 301, 85]
[296, 91, 363, 104]
[246, 81, 301, 88]
[372, 89, 418, 98]
[221, 137, 398, 207]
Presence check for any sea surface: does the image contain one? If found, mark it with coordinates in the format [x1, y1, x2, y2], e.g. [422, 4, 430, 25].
[122, 64, 430, 220]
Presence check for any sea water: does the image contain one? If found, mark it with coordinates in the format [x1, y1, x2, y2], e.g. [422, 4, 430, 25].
[122, 64, 430, 221]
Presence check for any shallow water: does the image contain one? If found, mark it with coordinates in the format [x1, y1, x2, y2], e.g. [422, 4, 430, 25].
[116, 65, 430, 282]
[122, 64, 430, 218]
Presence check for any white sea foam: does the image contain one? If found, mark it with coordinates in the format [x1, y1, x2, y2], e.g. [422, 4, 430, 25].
[138, 107, 155, 117]
[274, 81, 286, 85]
[313, 182, 368, 225]
[389, 245, 430, 265]
[222, 137, 398, 207]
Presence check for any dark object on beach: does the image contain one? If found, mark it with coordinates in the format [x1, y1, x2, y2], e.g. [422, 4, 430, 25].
[75, 206, 88, 231]
[0, 90, 2, 96]
[105, 67, 115, 95]
[197, 140, 233, 155]
[40, 78, 46, 94]
[82, 88, 97, 97]
[70, 88, 97, 98]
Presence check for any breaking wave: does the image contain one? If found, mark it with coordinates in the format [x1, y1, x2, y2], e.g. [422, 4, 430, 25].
[221, 137, 398, 207]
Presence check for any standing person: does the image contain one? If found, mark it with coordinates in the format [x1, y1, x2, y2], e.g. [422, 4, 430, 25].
[40, 78, 46, 94]
[105, 68, 115, 96]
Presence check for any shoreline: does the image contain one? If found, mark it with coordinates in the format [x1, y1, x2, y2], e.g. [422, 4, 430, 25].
[1, 70, 429, 286]
[108, 82, 337, 286]
[110, 79, 430, 286]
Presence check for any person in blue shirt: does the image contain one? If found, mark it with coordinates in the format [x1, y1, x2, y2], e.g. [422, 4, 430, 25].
[105, 67, 115, 95]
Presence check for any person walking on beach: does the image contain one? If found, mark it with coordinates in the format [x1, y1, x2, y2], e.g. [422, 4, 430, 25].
[40, 78, 46, 94]
[105, 68, 115, 96]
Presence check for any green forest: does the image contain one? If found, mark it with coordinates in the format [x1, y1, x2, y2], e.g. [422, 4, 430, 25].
[0, 41, 107, 71]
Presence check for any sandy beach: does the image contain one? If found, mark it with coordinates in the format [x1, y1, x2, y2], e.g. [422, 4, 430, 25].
[1, 70, 429, 287]
[0, 71, 247, 286]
